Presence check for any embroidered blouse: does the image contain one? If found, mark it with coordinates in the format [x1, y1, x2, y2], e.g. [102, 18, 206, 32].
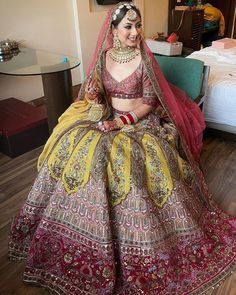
[102, 58, 158, 107]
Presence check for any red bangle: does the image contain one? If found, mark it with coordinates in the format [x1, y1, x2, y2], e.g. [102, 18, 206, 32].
[119, 115, 129, 125]
[126, 113, 135, 124]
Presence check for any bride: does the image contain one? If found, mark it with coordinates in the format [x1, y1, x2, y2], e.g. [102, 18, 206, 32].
[9, 2, 236, 294]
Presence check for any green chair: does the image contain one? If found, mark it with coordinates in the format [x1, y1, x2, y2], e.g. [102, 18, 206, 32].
[154, 54, 210, 104]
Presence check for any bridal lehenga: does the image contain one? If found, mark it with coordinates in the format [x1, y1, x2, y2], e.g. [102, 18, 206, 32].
[8, 4, 236, 295]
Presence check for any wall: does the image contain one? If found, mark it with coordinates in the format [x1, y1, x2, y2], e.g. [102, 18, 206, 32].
[0, 0, 82, 102]
[144, 0, 168, 39]
[76, 0, 109, 77]
[0, 0, 168, 102]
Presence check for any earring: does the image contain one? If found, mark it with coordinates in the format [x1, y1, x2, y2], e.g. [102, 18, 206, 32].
[113, 31, 120, 50]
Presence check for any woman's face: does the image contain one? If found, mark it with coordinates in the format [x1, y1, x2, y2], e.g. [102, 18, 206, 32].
[114, 13, 142, 48]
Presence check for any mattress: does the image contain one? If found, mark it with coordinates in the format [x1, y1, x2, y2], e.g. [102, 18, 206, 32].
[188, 44, 236, 132]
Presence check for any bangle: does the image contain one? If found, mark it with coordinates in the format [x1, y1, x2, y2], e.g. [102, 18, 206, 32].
[126, 113, 134, 124]
[114, 112, 139, 129]
[114, 117, 125, 128]
[129, 111, 139, 123]
[119, 112, 139, 125]
[119, 115, 129, 125]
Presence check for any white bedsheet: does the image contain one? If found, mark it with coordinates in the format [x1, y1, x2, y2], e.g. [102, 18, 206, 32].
[188, 45, 236, 128]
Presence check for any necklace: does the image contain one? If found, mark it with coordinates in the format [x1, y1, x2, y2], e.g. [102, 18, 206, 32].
[109, 47, 139, 63]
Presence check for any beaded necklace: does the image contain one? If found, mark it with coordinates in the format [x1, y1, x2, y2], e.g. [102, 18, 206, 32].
[109, 47, 139, 64]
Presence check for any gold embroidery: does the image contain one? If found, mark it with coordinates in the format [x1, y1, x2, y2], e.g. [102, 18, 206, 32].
[142, 134, 173, 208]
[91, 135, 112, 182]
[38, 99, 92, 170]
[47, 128, 79, 180]
[130, 137, 146, 189]
[178, 156, 194, 187]
[62, 130, 102, 193]
[87, 103, 105, 122]
[107, 133, 131, 206]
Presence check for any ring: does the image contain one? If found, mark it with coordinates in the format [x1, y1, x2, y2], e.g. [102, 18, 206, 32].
[98, 121, 103, 126]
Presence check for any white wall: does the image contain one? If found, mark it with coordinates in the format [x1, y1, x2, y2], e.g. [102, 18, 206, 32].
[0, 0, 81, 102]
[144, 0, 168, 38]
[76, 0, 109, 77]
[0, 0, 168, 102]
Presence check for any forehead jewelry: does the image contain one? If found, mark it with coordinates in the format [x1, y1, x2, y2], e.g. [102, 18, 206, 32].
[126, 9, 137, 21]
[112, 3, 136, 21]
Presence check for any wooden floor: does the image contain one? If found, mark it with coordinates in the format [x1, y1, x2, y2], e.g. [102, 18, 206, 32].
[0, 135, 236, 295]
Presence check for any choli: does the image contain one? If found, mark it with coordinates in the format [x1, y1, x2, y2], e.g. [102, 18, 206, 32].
[102, 54, 158, 107]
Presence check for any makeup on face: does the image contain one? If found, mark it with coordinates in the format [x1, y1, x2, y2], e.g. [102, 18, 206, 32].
[116, 15, 142, 48]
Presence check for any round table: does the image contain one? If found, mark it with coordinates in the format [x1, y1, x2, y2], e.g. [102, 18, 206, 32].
[0, 47, 80, 133]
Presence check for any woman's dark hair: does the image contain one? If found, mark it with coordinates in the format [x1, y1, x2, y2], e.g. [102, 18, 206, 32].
[112, 5, 141, 27]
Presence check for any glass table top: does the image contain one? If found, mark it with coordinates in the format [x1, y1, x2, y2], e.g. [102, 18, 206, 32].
[0, 47, 80, 76]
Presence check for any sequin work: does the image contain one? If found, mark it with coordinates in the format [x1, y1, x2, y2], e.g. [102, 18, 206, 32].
[9, 107, 236, 295]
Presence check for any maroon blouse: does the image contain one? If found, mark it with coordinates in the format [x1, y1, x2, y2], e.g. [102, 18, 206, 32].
[102, 59, 158, 107]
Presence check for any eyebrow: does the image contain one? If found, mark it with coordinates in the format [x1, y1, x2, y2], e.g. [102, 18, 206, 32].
[124, 21, 142, 25]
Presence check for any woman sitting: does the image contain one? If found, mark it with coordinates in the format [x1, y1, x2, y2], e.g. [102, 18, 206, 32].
[9, 2, 236, 294]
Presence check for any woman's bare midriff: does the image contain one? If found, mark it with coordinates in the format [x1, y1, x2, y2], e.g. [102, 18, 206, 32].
[111, 96, 143, 112]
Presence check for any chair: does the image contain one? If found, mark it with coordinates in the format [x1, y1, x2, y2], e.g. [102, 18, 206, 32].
[154, 54, 210, 105]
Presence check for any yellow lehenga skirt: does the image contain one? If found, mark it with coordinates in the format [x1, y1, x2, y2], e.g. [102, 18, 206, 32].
[9, 101, 236, 295]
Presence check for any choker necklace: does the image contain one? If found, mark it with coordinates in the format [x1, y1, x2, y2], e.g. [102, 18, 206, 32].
[109, 47, 139, 64]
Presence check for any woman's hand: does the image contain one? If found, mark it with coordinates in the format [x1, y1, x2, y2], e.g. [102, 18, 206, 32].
[85, 77, 98, 95]
[97, 120, 120, 132]
[85, 76, 101, 102]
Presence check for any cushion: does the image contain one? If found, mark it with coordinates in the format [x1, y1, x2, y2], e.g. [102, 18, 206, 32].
[0, 98, 47, 136]
[154, 55, 204, 101]
[0, 98, 49, 157]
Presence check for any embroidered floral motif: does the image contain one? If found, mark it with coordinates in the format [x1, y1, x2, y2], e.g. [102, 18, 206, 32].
[47, 128, 77, 180]
[91, 135, 111, 182]
[130, 137, 146, 189]
[142, 134, 173, 208]
[47, 127, 88, 181]
[178, 156, 195, 187]
[62, 130, 102, 193]
[107, 133, 131, 206]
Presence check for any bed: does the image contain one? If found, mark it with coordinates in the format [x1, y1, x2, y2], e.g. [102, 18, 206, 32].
[188, 43, 236, 135]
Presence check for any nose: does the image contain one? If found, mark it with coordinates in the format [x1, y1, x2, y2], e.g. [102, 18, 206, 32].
[131, 26, 138, 36]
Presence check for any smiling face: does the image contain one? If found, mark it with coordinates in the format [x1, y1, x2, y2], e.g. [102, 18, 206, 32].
[113, 13, 142, 48]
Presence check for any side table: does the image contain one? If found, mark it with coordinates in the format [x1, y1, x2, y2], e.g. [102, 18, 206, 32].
[0, 47, 80, 133]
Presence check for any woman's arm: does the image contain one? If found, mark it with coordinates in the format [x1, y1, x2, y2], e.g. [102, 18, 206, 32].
[132, 103, 153, 119]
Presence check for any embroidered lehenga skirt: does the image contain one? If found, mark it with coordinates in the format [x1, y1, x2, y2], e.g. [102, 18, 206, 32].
[9, 104, 236, 295]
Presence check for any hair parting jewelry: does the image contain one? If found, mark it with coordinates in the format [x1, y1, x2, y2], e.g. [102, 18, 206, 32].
[126, 9, 137, 21]
[112, 3, 135, 21]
